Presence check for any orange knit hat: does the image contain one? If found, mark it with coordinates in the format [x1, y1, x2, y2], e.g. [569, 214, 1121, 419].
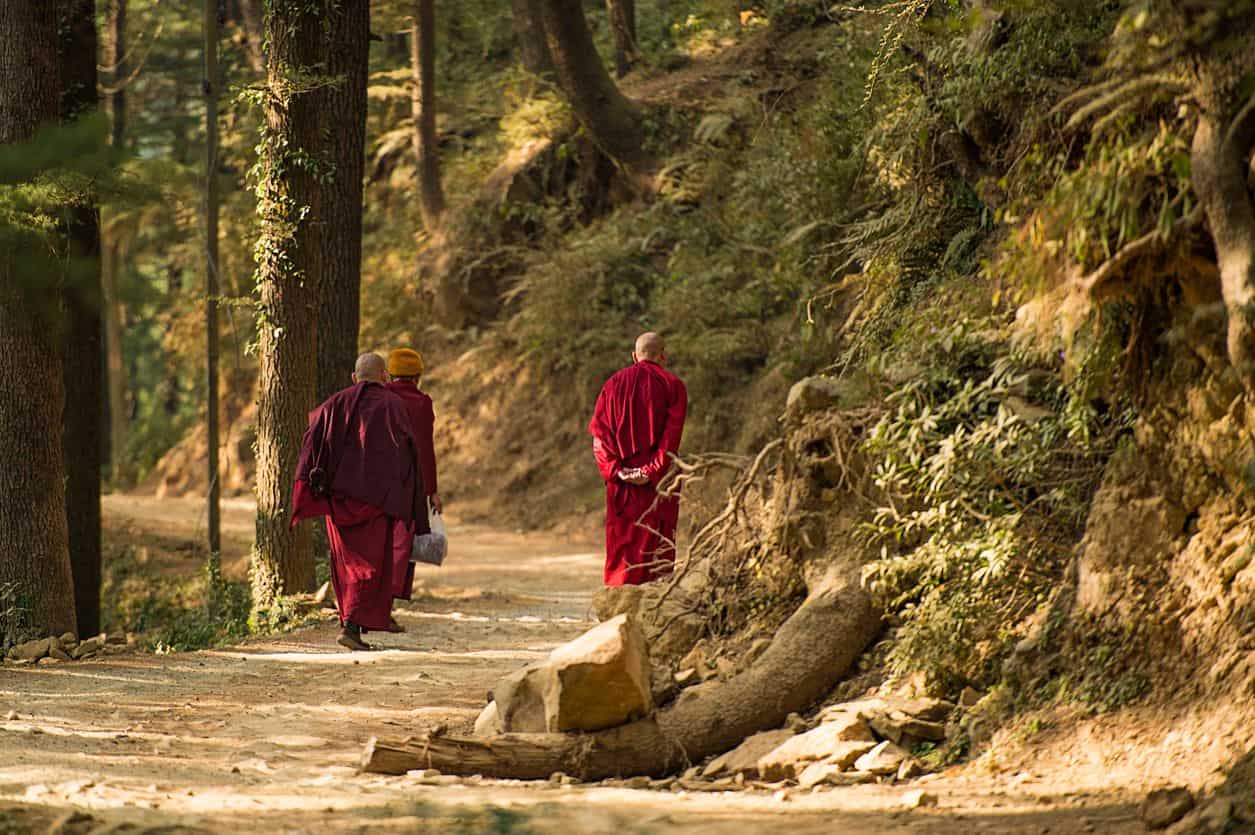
[387, 348, 424, 377]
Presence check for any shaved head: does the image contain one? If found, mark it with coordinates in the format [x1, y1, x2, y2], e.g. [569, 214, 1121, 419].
[353, 352, 386, 383]
[634, 332, 665, 362]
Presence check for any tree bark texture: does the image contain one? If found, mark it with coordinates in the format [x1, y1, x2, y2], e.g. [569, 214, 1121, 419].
[538, 0, 645, 169]
[0, 0, 78, 640]
[604, 0, 637, 78]
[362, 565, 881, 779]
[102, 0, 129, 478]
[411, 0, 445, 232]
[59, 0, 104, 639]
[511, 0, 554, 81]
[316, 0, 369, 405]
[252, 0, 327, 604]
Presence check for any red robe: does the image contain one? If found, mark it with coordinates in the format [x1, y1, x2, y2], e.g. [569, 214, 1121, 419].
[384, 380, 439, 601]
[291, 381, 427, 631]
[589, 360, 688, 586]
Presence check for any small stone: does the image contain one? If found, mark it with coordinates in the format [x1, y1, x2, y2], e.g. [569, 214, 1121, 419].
[72, 636, 104, 659]
[702, 729, 795, 779]
[854, 740, 910, 775]
[58, 632, 77, 646]
[49, 646, 71, 662]
[673, 668, 699, 687]
[625, 776, 651, 789]
[37, 657, 61, 665]
[785, 712, 809, 733]
[903, 789, 938, 809]
[959, 687, 982, 708]
[1141, 787, 1194, 829]
[897, 758, 924, 781]
[473, 701, 502, 738]
[5, 711, 17, 721]
[7, 637, 51, 662]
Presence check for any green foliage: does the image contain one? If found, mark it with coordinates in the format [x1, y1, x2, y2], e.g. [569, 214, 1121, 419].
[0, 582, 32, 654]
[102, 545, 251, 653]
[860, 316, 1120, 692]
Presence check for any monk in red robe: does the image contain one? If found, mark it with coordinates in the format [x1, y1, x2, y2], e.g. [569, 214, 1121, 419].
[384, 348, 442, 615]
[589, 333, 688, 586]
[291, 353, 427, 651]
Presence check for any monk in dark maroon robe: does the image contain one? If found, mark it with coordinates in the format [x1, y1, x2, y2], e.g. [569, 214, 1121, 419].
[291, 353, 427, 651]
[384, 348, 442, 612]
[589, 333, 688, 586]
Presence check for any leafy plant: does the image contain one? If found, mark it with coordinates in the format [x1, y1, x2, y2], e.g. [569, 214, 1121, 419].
[860, 316, 1120, 691]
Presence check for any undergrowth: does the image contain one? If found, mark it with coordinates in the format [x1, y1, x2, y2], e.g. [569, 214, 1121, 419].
[102, 544, 255, 652]
[858, 314, 1129, 693]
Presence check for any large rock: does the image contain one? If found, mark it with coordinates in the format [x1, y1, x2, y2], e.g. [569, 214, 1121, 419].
[543, 614, 652, 732]
[7, 638, 52, 662]
[756, 715, 876, 781]
[702, 729, 795, 779]
[492, 614, 653, 734]
[1142, 787, 1195, 830]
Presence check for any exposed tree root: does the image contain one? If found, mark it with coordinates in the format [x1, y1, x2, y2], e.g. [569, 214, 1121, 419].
[362, 563, 880, 778]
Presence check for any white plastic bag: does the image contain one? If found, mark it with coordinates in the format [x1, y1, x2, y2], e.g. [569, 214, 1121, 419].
[410, 510, 448, 566]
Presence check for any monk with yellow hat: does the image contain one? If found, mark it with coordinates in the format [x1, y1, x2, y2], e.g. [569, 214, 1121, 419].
[385, 348, 442, 610]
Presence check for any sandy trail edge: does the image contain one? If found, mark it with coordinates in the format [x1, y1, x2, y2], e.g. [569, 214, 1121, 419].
[0, 496, 1148, 833]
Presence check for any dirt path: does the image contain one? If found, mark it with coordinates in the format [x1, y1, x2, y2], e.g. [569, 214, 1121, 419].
[0, 497, 1145, 834]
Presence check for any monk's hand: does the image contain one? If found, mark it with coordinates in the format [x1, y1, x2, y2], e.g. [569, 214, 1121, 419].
[430, 494, 443, 514]
[618, 468, 649, 485]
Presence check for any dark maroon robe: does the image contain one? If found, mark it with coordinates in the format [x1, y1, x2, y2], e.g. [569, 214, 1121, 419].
[384, 380, 440, 602]
[291, 381, 427, 631]
[589, 360, 688, 586]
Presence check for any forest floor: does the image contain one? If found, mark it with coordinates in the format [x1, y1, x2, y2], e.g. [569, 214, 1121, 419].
[0, 497, 1158, 833]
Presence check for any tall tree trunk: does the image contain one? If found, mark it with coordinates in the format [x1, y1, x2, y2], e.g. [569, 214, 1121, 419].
[0, 0, 77, 641]
[102, 0, 129, 480]
[59, 0, 104, 640]
[205, 0, 222, 559]
[411, 0, 444, 232]
[511, 0, 554, 81]
[537, 0, 645, 170]
[252, 0, 325, 605]
[604, 0, 637, 78]
[317, 0, 368, 404]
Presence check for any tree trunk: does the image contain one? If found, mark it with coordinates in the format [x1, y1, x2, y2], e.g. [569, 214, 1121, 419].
[252, 0, 326, 605]
[0, 0, 78, 641]
[411, 0, 444, 232]
[537, 0, 646, 170]
[205, 0, 222, 558]
[317, 0, 368, 404]
[59, 0, 104, 640]
[1192, 97, 1255, 388]
[102, 0, 129, 480]
[362, 565, 881, 778]
[605, 0, 637, 78]
[511, 0, 554, 81]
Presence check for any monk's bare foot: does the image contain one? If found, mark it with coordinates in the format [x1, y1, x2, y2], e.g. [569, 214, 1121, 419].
[387, 616, 406, 633]
[337, 625, 372, 652]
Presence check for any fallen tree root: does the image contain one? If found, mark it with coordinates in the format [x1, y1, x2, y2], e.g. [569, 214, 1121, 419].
[362, 565, 881, 779]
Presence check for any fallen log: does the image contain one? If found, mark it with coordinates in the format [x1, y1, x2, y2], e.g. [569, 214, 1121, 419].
[362, 563, 881, 779]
